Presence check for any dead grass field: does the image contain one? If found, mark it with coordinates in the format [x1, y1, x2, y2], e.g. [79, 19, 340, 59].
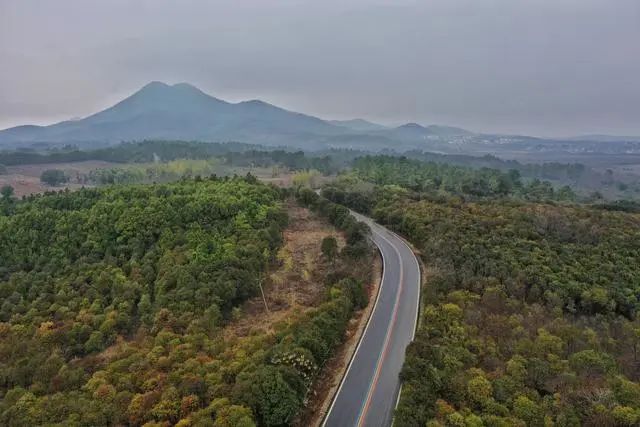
[0, 161, 116, 197]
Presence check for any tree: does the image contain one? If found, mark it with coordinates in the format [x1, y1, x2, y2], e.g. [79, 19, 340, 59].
[1, 185, 14, 200]
[569, 350, 617, 377]
[41, 169, 68, 186]
[213, 405, 256, 427]
[467, 373, 493, 407]
[254, 366, 302, 426]
[513, 395, 544, 426]
[321, 236, 338, 262]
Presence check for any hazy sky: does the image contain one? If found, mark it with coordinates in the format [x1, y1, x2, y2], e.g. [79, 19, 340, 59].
[1, 0, 639, 137]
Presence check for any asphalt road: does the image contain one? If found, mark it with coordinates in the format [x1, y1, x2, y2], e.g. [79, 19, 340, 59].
[322, 212, 421, 427]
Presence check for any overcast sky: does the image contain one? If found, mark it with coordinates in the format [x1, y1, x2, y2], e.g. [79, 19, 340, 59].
[1, 0, 639, 137]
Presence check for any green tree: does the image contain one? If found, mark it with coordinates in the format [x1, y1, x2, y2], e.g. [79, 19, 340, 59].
[213, 405, 256, 427]
[1, 185, 14, 200]
[513, 395, 543, 426]
[40, 169, 68, 186]
[254, 366, 301, 426]
[321, 236, 338, 262]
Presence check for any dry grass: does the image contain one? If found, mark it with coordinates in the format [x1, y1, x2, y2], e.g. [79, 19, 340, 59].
[224, 202, 346, 338]
[0, 161, 116, 197]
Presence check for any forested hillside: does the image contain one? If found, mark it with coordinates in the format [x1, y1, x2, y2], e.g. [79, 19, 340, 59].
[0, 141, 345, 175]
[0, 177, 372, 426]
[324, 157, 640, 426]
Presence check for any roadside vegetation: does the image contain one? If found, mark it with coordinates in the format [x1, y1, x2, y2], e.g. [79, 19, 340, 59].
[324, 156, 640, 426]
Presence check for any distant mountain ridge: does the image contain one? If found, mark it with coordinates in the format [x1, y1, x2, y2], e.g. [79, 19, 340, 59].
[0, 82, 475, 150]
[385, 122, 472, 139]
[2, 82, 637, 155]
[565, 134, 640, 143]
[328, 118, 387, 132]
[0, 82, 344, 148]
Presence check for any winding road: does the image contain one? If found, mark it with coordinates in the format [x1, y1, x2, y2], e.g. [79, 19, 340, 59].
[322, 212, 421, 427]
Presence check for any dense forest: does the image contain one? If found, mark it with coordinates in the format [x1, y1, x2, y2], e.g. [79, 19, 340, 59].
[349, 156, 578, 201]
[0, 176, 372, 426]
[400, 151, 640, 200]
[0, 141, 259, 165]
[0, 141, 351, 175]
[324, 156, 640, 426]
[86, 159, 223, 186]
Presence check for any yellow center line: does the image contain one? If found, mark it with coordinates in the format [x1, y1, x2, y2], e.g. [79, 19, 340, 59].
[356, 229, 404, 427]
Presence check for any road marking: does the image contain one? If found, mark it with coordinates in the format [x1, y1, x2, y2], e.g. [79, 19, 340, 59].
[387, 229, 422, 426]
[386, 229, 421, 340]
[356, 229, 404, 427]
[322, 215, 421, 427]
[321, 226, 388, 427]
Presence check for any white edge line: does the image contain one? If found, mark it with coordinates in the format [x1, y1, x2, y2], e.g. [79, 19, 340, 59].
[386, 228, 422, 425]
[321, 214, 422, 427]
[321, 221, 388, 427]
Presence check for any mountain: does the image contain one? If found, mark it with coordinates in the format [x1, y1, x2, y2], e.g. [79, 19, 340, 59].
[1, 82, 482, 151]
[328, 118, 387, 132]
[0, 82, 343, 148]
[424, 124, 474, 137]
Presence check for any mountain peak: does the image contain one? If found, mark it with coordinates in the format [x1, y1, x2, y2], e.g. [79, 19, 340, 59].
[135, 81, 205, 96]
[397, 122, 427, 130]
[140, 81, 171, 91]
[171, 82, 205, 93]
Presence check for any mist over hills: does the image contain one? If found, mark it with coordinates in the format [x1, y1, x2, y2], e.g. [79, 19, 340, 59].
[328, 118, 388, 132]
[1, 82, 639, 156]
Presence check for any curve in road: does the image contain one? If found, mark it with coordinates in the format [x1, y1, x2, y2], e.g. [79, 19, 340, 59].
[322, 212, 421, 427]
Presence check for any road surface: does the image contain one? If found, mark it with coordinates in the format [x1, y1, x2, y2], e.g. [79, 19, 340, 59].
[322, 212, 421, 427]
